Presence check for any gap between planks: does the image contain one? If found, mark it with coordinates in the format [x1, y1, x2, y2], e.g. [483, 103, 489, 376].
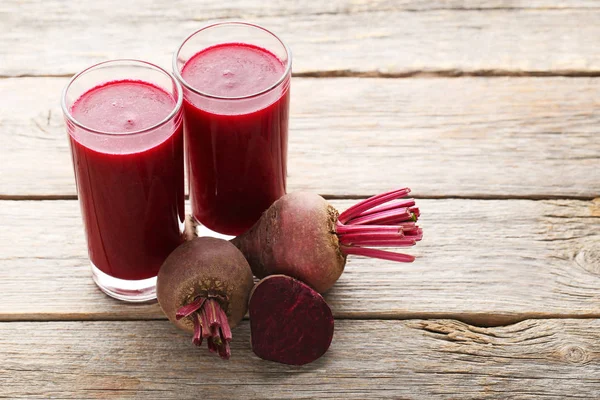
[4, 70, 600, 80]
[1, 194, 598, 201]
[4, 313, 600, 329]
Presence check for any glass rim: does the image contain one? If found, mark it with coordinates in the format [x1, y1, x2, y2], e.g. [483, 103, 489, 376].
[61, 59, 184, 137]
[172, 21, 292, 101]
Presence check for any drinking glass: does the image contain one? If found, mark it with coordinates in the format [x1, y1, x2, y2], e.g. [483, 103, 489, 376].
[173, 22, 292, 236]
[61, 60, 185, 302]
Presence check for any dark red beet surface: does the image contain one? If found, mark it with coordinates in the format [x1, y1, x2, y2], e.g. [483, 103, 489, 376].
[249, 275, 334, 365]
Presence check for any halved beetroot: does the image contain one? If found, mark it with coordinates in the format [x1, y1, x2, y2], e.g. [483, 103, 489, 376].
[249, 275, 334, 365]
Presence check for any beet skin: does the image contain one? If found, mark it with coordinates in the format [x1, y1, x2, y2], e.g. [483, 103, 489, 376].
[249, 275, 334, 365]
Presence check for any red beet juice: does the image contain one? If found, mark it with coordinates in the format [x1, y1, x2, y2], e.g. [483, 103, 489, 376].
[68, 80, 185, 281]
[181, 42, 290, 236]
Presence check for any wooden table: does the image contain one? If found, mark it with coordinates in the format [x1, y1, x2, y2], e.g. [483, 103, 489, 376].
[2, 1, 600, 398]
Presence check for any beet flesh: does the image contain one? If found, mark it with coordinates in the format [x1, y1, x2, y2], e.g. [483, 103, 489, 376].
[232, 192, 347, 293]
[249, 275, 334, 365]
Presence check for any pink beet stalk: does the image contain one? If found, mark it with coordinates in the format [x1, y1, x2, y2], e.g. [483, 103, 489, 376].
[216, 305, 233, 341]
[176, 297, 206, 320]
[338, 188, 411, 224]
[339, 231, 405, 244]
[343, 239, 417, 247]
[177, 297, 232, 359]
[336, 187, 422, 264]
[348, 208, 413, 226]
[341, 236, 417, 247]
[353, 198, 416, 218]
[335, 223, 403, 235]
[192, 313, 203, 346]
[341, 245, 416, 263]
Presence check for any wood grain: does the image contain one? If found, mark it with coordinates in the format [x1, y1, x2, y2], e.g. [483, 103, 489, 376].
[3, 3, 599, 397]
[2, 77, 599, 199]
[1, 0, 600, 77]
[1, 199, 599, 324]
[2, 319, 599, 399]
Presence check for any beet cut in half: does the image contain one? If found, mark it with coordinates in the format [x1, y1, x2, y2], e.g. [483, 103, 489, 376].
[157, 237, 254, 359]
[249, 275, 334, 365]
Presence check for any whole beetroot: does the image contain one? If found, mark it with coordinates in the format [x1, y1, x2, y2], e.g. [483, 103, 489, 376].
[157, 237, 254, 359]
[232, 188, 422, 293]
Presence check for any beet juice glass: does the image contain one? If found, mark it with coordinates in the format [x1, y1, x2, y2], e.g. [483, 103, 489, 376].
[61, 60, 185, 302]
[173, 22, 291, 236]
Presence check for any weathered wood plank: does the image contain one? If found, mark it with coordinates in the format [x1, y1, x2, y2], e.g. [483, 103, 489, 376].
[1, 77, 599, 199]
[1, 199, 599, 324]
[1, 1, 600, 76]
[2, 319, 599, 399]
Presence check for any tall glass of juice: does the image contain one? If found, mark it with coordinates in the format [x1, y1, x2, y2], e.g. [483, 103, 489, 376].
[173, 22, 291, 236]
[61, 60, 185, 302]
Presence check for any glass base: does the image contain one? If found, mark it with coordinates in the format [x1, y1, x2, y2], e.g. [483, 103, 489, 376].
[91, 263, 157, 302]
[192, 216, 235, 241]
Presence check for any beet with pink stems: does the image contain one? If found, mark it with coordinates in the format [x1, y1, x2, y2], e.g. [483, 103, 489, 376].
[157, 237, 254, 359]
[249, 275, 334, 365]
[232, 188, 422, 293]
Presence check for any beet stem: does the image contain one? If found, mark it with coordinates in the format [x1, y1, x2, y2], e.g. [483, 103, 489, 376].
[338, 188, 411, 224]
[405, 228, 423, 240]
[401, 224, 420, 234]
[205, 299, 220, 327]
[212, 326, 222, 346]
[200, 306, 214, 339]
[343, 239, 417, 247]
[353, 198, 416, 218]
[339, 231, 405, 242]
[175, 297, 206, 320]
[219, 341, 231, 360]
[207, 337, 217, 353]
[341, 245, 416, 263]
[216, 305, 233, 341]
[347, 207, 413, 226]
[340, 236, 417, 247]
[192, 312, 203, 346]
[335, 223, 404, 235]
[341, 229, 422, 243]
[338, 232, 413, 247]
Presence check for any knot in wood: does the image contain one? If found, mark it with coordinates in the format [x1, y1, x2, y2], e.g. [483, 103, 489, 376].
[560, 345, 588, 364]
[575, 246, 600, 276]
